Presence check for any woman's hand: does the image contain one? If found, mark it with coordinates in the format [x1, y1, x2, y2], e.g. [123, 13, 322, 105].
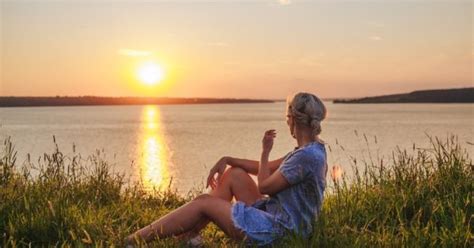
[258, 129, 277, 193]
[262, 129, 276, 154]
[206, 156, 228, 189]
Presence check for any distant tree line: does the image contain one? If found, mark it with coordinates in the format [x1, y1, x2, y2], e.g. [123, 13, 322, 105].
[0, 96, 274, 107]
[334, 87, 474, 103]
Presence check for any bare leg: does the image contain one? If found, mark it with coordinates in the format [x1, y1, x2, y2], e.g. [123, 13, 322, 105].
[181, 167, 263, 239]
[127, 194, 245, 244]
[212, 167, 262, 205]
[127, 167, 261, 244]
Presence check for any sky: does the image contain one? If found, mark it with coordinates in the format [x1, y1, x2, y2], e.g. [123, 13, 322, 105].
[1, 0, 472, 99]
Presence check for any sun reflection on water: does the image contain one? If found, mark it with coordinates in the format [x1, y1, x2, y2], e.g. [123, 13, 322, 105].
[138, 105, 170, 190]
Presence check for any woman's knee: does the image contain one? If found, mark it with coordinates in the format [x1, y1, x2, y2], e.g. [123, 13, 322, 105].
[225, 167, 250, 181]
[190, 194, 214, 214]
[193, 193, 212, 202]
[192, 194, 225, 214]
[215, 167, 252, 195]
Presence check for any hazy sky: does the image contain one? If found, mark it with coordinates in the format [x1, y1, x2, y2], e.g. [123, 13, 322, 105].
[1, 0, 472, 99]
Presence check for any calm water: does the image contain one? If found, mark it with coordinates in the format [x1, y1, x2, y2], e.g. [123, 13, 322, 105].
[1, 102, 473, 193]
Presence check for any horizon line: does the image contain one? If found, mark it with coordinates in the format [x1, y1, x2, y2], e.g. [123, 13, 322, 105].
[1, 86, 471, 101]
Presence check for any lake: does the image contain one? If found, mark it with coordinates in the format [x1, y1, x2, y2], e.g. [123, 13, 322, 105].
[1, 102, 473, 193]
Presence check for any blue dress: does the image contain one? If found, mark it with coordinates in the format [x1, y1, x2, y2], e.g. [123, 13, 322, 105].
[231, 141, 328, 246]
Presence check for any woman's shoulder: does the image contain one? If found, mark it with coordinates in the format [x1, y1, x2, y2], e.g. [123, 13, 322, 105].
[302, 142, 327, 165]
[303, 141, 326, 154]
[287, 142, 325, 163]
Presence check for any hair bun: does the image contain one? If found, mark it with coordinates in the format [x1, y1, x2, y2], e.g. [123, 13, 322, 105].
[310, 119, 322, 137]
[287, 92, 326, 136]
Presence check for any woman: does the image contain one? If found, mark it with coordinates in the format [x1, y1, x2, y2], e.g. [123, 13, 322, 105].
[126, 92, 328, 246]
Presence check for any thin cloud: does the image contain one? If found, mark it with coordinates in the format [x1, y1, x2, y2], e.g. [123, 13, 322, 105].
[118, 49, 152, 57]
[278, 0, 291, 5]
[369, 36, 382, 41]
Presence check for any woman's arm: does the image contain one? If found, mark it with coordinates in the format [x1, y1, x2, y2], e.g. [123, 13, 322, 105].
[206, 153, 287, 189]
[226, 156, 286, 175]
[258, 130, 291, 195]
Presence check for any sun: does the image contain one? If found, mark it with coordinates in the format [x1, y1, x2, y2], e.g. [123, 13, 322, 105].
[137, 62, 164, 85]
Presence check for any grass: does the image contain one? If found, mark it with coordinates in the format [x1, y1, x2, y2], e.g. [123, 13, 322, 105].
[0, 136, 472, 247]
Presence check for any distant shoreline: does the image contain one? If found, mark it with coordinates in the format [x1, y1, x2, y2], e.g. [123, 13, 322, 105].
[0, 96, 275, 108]
[333, 87, 474, 104]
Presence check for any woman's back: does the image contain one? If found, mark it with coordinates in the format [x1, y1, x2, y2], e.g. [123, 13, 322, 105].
[265, 141, 327, 236]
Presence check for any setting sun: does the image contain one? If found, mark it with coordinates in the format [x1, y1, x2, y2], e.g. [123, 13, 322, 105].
[137, 62, 164, 85]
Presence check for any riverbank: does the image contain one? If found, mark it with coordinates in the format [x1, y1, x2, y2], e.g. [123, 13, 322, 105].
[334, 87, 474, 104]
[1, 136, 472, 247]
[0, 96, 274, 107]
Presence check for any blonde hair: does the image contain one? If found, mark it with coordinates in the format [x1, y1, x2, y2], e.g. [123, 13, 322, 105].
[287, 92, 327, 137]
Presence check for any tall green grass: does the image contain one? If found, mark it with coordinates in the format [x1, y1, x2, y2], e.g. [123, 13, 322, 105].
[1, 136, 472, 247]
[306, 136, 473, 247]
[0, 138, 204, 247]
